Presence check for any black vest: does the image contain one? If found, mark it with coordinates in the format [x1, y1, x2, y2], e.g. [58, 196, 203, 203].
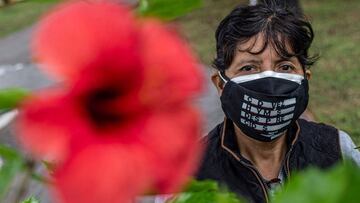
[196, 118, 342, 203]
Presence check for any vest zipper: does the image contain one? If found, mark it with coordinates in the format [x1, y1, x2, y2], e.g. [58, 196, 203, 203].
[240, 160, 270, 203]
[284, 147, 293, 179]
[284, 121, 301, 179]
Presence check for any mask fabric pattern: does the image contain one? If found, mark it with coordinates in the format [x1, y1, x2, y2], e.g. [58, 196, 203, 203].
[219, 71, 309, 142]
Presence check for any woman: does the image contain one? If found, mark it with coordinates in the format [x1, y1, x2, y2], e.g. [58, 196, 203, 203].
[196, 1, 360, 203]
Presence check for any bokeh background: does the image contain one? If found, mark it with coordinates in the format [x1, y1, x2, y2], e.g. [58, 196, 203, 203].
[0, 0, 359, 143]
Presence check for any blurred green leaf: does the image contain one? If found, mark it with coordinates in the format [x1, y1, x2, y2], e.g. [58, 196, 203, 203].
[22, 196, 40, 203]
[171, 179, 244, 203]
[0, 88, 29, 110]
[138, 0, 203, 20]
[0, 145, 26, 200]
[272, 161, 360, 203]
[184, 179, 218, 192]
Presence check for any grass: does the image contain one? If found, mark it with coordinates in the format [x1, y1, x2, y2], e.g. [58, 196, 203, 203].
[303, 0, 360, 144]
[177, 0, 360, 144]
[0, 0, 56, 38]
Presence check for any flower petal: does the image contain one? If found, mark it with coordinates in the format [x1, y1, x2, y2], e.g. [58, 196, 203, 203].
[139, 20, 204, 108]
[53, 144, 151, 203]
[32, 1, 140, 82]
[16, 90, 72, 162]
[141, 106, 204, 193]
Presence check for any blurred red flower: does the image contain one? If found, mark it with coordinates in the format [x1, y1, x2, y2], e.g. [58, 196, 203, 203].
[17, 1, 204, 203]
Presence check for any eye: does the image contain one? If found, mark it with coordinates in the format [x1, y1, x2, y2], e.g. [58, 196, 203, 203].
[239, 65, 257, 72]
[278, 64, 295, 73]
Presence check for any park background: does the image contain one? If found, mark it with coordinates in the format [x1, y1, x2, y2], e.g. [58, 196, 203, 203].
[1, 0, 359, 144]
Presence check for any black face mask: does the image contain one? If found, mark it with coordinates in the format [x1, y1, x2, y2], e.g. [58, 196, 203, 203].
[219, 71, 309, 142]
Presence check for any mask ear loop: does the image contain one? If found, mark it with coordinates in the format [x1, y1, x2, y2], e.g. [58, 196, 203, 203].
[218, 71, 230, 83]
[302, 66, 308, 79]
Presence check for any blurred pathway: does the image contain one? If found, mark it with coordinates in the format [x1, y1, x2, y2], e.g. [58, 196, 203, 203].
[0, 26, 32, 64]
[0, 26, 52, 147]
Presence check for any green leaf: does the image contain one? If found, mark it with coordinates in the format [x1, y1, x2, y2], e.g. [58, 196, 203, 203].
[184, 179, 218, 192]
[0, 88, 29, 110]
[137, 0, 203, 21]
[272, 161, 360, 203]
[22, 196, 40, 203]
[0, 145, 26, 200]
[171, 179, 244, 203]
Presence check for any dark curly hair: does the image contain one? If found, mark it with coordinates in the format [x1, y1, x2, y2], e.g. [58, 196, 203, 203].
[213, 0, 318, 71]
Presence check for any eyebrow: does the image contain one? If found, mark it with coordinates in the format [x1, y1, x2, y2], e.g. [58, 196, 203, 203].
[236, 59, 262, 65]
[274, 56, 297, 64]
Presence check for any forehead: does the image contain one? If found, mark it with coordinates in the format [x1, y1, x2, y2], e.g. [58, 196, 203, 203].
[236, 33, 294, 58]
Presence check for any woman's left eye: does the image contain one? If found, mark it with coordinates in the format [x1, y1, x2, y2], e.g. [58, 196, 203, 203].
[278, 64, 295, 72]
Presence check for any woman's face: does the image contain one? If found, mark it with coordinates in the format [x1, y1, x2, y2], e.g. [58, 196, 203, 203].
[226, 34, 305, 78]
[213, 34, 311, 94]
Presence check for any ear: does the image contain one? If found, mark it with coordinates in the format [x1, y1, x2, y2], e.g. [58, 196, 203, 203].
[305, 69, 311, 80]
[211, 72, 225, 96]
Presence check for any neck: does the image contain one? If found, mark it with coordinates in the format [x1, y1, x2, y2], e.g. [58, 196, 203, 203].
[234, 124, 287, 179]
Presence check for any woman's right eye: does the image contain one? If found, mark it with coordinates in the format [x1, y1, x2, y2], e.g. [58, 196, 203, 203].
[239, 65, 256, 72]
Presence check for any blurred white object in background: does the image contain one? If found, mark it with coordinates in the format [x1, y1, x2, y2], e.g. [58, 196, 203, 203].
[0, 110, 18, 130]
[249, 0, 257, 5]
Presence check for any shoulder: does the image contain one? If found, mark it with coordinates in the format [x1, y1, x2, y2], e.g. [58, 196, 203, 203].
[297, 119, 338, 135]
[297, 119, 340, 145]
[338, 130, 360, 166]
[200, 122, 223, 151]
[293, 119, 342, 166]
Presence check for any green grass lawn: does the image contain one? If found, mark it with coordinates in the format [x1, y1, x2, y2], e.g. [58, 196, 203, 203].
[177, 0, 360, 144]
[0, 0, 56, 38]
[304, 0, 360, 144]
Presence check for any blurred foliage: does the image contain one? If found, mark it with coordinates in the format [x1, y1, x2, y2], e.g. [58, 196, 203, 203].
[0, 145, 26, 200]
[272, 161, 360, 203]
[22, 196, 40, 203]
[138, 0, 203, 20]
[171, 162, 360, 203]
[171, 179, 244, 203]
[0, 88, 29, 110]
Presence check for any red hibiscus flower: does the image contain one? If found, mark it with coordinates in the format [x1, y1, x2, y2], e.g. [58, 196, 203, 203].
[17, 1, 204, 203]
